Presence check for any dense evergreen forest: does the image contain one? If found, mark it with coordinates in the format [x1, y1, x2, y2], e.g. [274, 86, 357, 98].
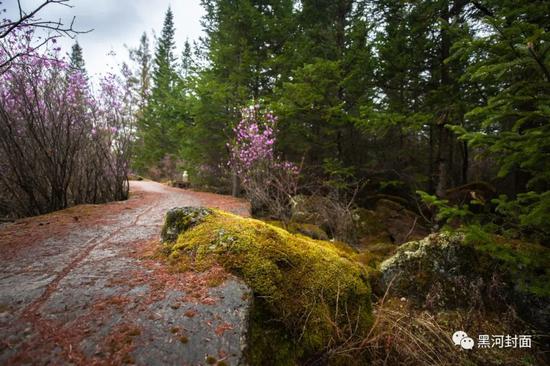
[123, 5, 549, 360]
[127, 0, 550, 246]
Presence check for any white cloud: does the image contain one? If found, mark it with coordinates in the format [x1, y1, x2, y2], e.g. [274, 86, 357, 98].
[5, 0, 205, 78]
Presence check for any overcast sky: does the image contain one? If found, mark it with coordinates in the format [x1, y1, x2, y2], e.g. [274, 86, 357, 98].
[7, 0, 205, 77]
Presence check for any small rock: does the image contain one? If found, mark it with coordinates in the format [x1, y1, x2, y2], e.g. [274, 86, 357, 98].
[161, 207, 212, 243]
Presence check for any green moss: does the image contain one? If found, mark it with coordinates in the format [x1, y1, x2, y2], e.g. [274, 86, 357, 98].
[359, 242, 399, 264]
[264, 220, 329, 240]
[353, 208, 386, 237]
[161, 207, 212, 243]
[353, 208, 395, 248]
[164, 209, 373, 364]
[356, 250, 382, 268]
[246, 300, 297, 366]
[288, 222, 329, 240]
[367, 242, 398, 255]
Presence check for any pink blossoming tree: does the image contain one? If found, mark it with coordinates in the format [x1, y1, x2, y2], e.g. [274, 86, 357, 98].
[0, 24, 134, 217]
[228, 104, 301, 221]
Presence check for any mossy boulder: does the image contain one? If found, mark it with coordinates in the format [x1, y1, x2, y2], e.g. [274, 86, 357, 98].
[161, 207, 212, 243]
[352, 208, 393, 245]
[265, 220, 329, 241]
[162, 207, 373, 365]
[379, 230, 550, 331]
[373, 199, 429, 243]
[290, 194, 332, 225]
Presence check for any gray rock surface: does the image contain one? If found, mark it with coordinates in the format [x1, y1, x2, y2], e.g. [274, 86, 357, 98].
[0, 181, 252, 366]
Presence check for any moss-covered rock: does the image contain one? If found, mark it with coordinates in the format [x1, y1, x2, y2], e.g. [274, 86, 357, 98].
[265, 220, 329, 241]
[290, 194, 332, 226]
[379, 230, 550, 331]
[162, 207, 373, 365]
[373, 199, 429, 243]
[161, 207, 212, 243]
[352, 208, 393, 245]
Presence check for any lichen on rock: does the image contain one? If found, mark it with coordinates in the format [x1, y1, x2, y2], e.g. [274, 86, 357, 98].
[161, 207, 373, 365]
[161, 207, 212, 243]
[379, 230, 550, 331]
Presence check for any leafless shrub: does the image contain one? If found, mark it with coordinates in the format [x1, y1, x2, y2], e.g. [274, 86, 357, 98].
[295, 176, 365, 244]
[1, 0, 91, 73]
[241, 160, 301, 222]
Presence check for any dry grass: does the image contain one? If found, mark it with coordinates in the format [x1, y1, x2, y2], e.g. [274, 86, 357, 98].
[357, 296, 546, 366]
[318, 280, 547, 366]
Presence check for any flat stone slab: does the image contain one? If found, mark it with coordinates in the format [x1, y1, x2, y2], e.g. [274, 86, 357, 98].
[0, 181, 252, 365]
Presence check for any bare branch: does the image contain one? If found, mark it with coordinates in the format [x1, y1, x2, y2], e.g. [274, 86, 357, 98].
[0, 0, 92, 73]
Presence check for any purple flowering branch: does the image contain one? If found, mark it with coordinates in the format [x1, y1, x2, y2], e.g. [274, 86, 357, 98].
[227, 104, 301, 220]
[0, 0, 91, 73]
[0, 30, 134, 217]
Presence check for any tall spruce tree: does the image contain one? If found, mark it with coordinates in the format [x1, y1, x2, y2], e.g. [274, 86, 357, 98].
[69, 41, 86, 74]
[129, 32, 153, 111]
[275, 0, 375, 168]
[184, 0, 293, 191]
[152, 7, 177, 97]
[135, 8, 182, 176]
[451, 0, 550, 241]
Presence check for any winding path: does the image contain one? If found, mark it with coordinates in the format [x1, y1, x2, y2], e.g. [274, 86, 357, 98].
[0, 181, 251, 366]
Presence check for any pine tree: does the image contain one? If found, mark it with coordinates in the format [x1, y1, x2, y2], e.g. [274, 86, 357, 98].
[134, 7, 183, 176]
[180, 40, 194, 79]
[69, 41, 86, 74]
[451, 0, 550, 241]
[129, 32, 153, 111]
[152, 7, 177, 95]
[185, 0, 293, 190]
[275, 0, 375, 167]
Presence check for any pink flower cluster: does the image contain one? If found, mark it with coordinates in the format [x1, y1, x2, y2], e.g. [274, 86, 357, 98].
[229, 105, 275, 173]
[228, 104, 299, 180]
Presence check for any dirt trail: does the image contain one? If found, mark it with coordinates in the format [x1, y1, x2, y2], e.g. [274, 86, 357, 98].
[0, 181, 251, 366]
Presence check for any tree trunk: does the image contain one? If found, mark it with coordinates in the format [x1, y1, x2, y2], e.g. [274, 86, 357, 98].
[436, 3, 451, 198]
[231, 171, 239, 197]
[462, 141, 468, 184]
[435, 122, 449, 198]
[428, 124, 434, 193]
